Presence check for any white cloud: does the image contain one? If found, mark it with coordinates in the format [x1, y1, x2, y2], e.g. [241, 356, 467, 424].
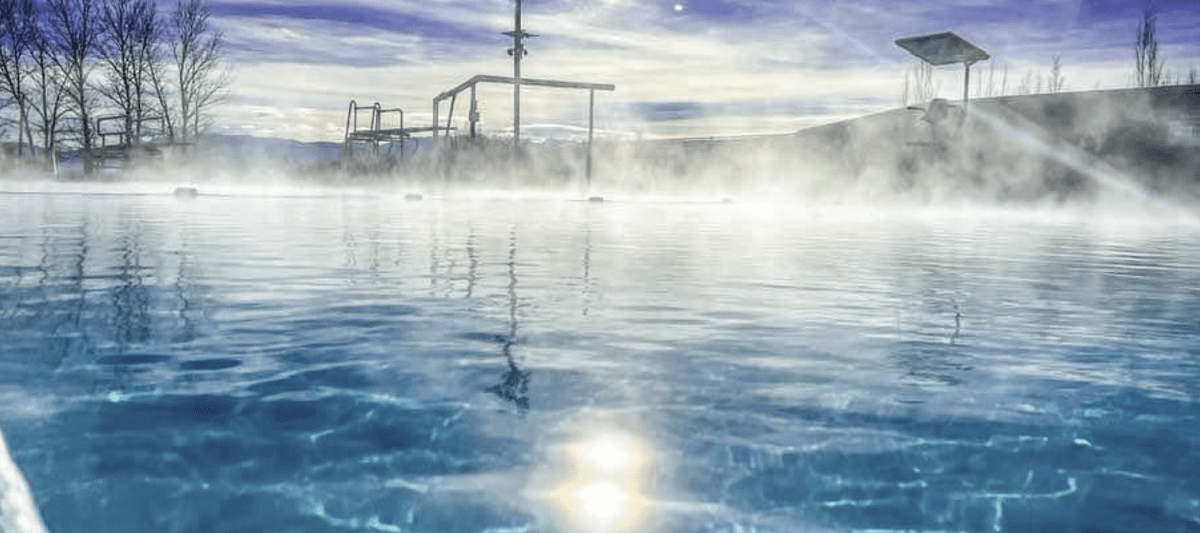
[209, 0, 1200, 141]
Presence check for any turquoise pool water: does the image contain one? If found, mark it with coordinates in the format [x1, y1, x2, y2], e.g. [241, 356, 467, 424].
[1, 186, 1199, 533]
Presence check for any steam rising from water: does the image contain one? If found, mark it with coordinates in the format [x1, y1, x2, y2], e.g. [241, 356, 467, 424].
[3, 86, 1196, 223]
[0, 426, 49, 533]
[966, 105, 1193, 220]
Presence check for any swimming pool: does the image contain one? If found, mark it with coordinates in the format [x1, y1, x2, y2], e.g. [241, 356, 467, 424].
[1, 185, 1198, 532]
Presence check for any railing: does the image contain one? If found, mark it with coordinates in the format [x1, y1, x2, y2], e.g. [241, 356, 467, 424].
[94, 115, 169, 148]
[344, 100, 380, 142]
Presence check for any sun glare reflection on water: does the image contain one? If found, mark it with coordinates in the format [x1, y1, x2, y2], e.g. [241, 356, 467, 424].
[542, 430, 654, 533]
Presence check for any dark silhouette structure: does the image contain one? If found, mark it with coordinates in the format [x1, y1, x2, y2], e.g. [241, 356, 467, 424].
[342, 100, 447, 161]
[896, 32, 990, 112]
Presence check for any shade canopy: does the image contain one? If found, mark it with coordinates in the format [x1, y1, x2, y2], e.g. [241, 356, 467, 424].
[895, 32, 989, 66]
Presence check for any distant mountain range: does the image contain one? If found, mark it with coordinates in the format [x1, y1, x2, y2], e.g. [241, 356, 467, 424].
[195, 130, 612, 165]
[196, 134, 345, 164]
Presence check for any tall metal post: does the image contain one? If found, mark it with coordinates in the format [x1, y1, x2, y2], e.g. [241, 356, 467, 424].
[963, 62, 971, 113]
[470, 84, 478, 138]
[586, 89, 595, 190]
[514, 0, 521, 147]
[504, 0, 535, 149]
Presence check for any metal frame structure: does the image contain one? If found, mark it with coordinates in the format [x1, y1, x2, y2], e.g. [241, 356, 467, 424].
[91, 115, 171, 168]
[432, 74, 615, 182]
[432, 75, 615, 138]
[336, 2, 615, 186]
[344, 101, 397, 158]
[343, 100, 449, 159]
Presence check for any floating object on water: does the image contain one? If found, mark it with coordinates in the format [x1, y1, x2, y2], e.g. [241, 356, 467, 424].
[173, 187, 199, 198]
[587, 196, 605, 203]
[405, 193, 424, 201]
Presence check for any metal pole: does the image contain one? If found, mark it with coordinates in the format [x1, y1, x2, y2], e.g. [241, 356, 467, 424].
[586, 89, 594, 190]
[963, 62, 971, 112]
[470, 84, 478, 138]
[344, 100, 356, 158]
[513, 0, 522, 149]
[432, 100, 439, 138]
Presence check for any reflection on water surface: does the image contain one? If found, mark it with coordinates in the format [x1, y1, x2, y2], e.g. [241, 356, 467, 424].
[1, 188, 1199, 532]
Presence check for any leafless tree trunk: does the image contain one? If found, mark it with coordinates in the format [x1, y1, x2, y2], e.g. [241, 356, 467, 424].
[170, 0, 227, 145]
[97, 0, 159, 146]
[1135, 7, 1163, 88]
[45, 0, 102, 173]
[1049, 55, 1065, 93]
[1000, 61, 1008, 96]
[0, 0, 38, 157]
[985, 61, 994, 97]
[133, 0, 161, 139]
[146, 33, 173, 141]
[29, 16, 67, 166]
[906, 60, 934, 106]
[975, 61, 982, 97]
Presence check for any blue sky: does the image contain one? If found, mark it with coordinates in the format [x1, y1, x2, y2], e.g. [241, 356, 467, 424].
[204, 0, 1200, 141]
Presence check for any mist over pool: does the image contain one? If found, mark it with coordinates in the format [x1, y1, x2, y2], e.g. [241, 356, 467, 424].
[1, 180, 1199, 533]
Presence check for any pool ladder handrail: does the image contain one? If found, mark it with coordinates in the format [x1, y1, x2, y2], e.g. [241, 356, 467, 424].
[344, 100, 410, 158]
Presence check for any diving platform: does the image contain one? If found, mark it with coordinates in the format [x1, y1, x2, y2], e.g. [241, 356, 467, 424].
[90, 115, 176, 168]
[343, 100, 452, 159]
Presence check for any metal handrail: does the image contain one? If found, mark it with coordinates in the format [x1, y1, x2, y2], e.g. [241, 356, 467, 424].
[344, 99, 358, 143]
[375, 107, 404, 132]
[94, 115, 169, 148]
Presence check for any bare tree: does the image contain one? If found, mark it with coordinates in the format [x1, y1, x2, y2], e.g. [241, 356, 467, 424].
[905, 60, 934, 106]
[975, 61, 983, 97]
[96, 0, 160, 145]
[45, 0, 103, 173]
[1135, 6, 1164, 87]
[1049, 55, 1065, 93]
[1018, 70, 1032, 95]
[146, 27, 173, 141]
[0, 98, 12, 149]
[985, 61, 995, 97]
[0, 0, 38, 157]
[29, 11, 67, 165]
[134, 0, 163, 136]
[170, 0, 227, 144]
[1000, 61, 1008, 96]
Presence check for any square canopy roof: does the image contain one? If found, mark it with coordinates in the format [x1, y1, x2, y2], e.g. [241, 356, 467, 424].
[895, 32, 989, 66]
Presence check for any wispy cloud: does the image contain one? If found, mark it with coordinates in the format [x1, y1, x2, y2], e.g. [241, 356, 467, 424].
[207, 0, 1200, 141]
